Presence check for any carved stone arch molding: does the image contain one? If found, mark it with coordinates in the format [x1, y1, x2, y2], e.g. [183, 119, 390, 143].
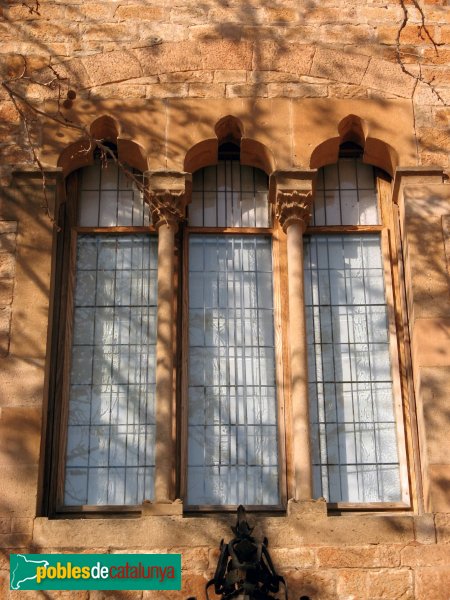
[57, 114, 147, 177]
[310, 114, 399, 177]
[184, 115, 276, 175]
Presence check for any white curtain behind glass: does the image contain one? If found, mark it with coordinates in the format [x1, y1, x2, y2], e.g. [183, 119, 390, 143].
[188, 236, 279, 505]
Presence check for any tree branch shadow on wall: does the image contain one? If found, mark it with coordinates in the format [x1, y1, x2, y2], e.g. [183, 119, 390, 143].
[1, 2, 449, 599]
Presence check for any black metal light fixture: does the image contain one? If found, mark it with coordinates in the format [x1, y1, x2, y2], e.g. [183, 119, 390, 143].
[201, 505, 288, 600]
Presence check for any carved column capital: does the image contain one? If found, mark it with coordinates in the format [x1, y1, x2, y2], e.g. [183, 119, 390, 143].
[146, 170, 192, 230]
[275, 190, 312, 233]
[149, 190, 184, 231]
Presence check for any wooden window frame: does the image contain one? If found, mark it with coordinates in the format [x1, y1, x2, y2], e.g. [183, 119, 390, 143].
[43, 158, 417, 517]
[179, 168, 289, 512]
[305, 165, 414, 512]
[46, 168, 157, 516]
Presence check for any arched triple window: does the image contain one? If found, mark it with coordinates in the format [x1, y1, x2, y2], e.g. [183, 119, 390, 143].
[183, 145, 282, 507]
[305, 145, 409, 505]
[48, 138, 411, 514]
[57, 156, 157, 509]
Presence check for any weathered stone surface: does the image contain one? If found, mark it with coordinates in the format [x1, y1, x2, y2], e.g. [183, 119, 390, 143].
[311, 47, 370, 85]
[0, 279, 14, 305]
[361, 57, 417, 98]
[418, 368, 450, 467]
[270, 547, 315, 569]
[414, 514, 437, 544]
[415, 568, 450, 600]
[267, 82, 328, 97]
[254, 42, 315, 75]
[33, 513, 416, 551]
[90, 592, 142, 600]
[428, 465, 450, 512]
[317, 546, 401, 569]
[0, 517, 10, 534]
[143, 574, 209, 599]
[188, 83, 225, 97]
[264, 7, 298, 22]
[0, 465, 39, 516]
[0, 253, 15, 279]
[401, 544, 450, 567]
[436, 513, 450, 544]
[403, 186, 450, 319]
[328, 83, 368, 98]
[214, 70, 247, 83]
[160, 71, 213, 84]
[136, 40, 252, 77]
[146, 83, 189, 98]
[115, 5, 164, 21]
[0, 570, 9, 600]
[0, 232, 16, 253]
[173, 547, 209, 571]
[0, 532, 32, 547]
[89, 85, 146, 99]
[0, 306, 11, 354]
[413, 320, 450, 367]
[367, 569, 413, 600]
[0, 357, 46, 407]
[0, 407, 41, 467]
[82, 51, 142, 86]
[10, 517, 34, 534]
[285, 569, 337, 600]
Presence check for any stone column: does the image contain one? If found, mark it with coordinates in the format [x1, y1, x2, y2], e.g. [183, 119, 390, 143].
[145, 171, 191, 515]
[274, 172, 314, 501]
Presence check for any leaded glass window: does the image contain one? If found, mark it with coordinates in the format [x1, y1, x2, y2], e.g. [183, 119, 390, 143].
[306, 156, 407, 504]
[186, 160, 280, 506]
[63, 160, 157, 506]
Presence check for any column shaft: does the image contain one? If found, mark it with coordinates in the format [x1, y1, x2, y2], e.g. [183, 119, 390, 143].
[154, 222, 176, 503]
[286, 221, 313, 500]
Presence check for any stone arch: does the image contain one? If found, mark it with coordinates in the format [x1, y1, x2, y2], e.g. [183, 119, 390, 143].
[184, 116, 275, 175]
[310, 114, 399, 177]
[57, 114, 147, 176]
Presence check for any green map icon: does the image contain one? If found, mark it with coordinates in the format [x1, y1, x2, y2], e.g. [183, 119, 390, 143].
[10, 554, 50, 590]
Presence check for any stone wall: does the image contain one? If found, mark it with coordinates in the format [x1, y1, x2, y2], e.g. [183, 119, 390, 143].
[0, 0, 449, 181]
[1, 1, 450, 599]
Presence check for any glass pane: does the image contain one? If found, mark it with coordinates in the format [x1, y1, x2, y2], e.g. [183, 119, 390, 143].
[312, 158, 379, 226]
[64, 234, 157, 506]
[305, 234, 401, 503]
[78, 161, 148, 227]
[189, 161, 270, 228]
[187, 236, 279, 505]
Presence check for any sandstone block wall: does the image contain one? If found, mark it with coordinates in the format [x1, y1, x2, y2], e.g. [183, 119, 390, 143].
[0, 0, 449, 180]
[1, 1, 450, 599]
